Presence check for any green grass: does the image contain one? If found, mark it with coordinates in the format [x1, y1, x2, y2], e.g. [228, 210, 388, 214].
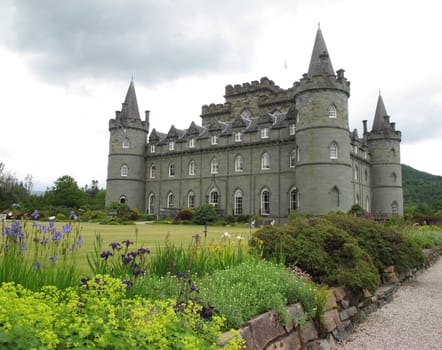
[57, 222, 254, 274]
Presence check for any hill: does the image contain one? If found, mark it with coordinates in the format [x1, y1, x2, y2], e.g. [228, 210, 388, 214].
[402, 164, 442, 212]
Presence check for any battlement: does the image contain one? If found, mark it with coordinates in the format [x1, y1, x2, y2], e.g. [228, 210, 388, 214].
[225, 77, 282, 97]
[293, 70, 350, 97]
[201, 102, 231, 116]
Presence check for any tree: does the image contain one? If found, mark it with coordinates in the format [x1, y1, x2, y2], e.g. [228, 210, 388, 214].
[45, 175, 87, 208]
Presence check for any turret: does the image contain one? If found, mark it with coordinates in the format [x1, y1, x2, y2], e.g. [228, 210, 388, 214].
[367, 94, 403, 216]
[105, 80, 149, 211]
[293, 27, 352, 214]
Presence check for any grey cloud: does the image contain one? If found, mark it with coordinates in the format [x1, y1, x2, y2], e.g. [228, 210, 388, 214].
[5, 0, 272, 85]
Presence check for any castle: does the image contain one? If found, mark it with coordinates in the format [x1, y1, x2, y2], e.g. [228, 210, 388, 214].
[105, 27, 404, 223]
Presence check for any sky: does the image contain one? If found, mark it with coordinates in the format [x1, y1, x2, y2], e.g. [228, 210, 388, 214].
[0, 0, 441, 191]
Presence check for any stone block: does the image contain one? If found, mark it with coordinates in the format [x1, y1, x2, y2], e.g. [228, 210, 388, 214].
[324, 290, 337, 311]
[323, 309, 341, 332]
[333, 287, 346, 302]
[332, 319, 354, 342]
[286, 303, 304, 332]
[265, 332, 302, 350]
[248, 311, 286, 349]
[340, 299, 350, 309]
[299, 320, 318, 344]
[239, 326, 254, 349]
[363, 288, 372, 298]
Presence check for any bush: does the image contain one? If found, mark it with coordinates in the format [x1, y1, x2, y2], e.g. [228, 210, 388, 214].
[193, 204, 218, 225]
[251, 216, 380, 292]
[173, 208, 194, 223]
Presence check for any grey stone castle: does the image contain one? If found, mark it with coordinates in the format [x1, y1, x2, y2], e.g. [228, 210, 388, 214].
[105, 28, 404, 222]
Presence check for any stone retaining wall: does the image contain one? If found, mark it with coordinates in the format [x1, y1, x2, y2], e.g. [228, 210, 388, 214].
[220, 247, 441, 350]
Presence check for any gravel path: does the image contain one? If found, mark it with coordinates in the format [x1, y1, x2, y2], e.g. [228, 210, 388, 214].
[337, 258, 442, 350]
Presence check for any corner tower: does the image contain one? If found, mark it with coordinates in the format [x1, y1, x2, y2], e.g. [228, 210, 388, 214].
[105, 80, 149, 211]
[293, 27, 352, 214]
[367, 94, 403, 216]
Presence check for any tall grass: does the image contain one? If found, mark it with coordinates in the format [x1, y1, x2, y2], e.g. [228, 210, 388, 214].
[0, 218, 84, 290]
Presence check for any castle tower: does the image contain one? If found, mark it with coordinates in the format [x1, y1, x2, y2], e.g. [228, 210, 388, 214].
[105, 80, 149, 211]
[367, 94, 403, 216]
[293, 27, 352, 214]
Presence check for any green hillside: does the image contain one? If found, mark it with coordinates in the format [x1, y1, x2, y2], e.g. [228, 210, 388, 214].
[402, 164, 442, 213]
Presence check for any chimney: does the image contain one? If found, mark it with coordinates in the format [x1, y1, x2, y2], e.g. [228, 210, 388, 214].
[362, 120, 367, 134]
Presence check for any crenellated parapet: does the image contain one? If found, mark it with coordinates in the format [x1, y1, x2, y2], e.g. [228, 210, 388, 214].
[109, 113, 149, 133]
[225, 77, 282, 98]
[293, 70, 350, 97]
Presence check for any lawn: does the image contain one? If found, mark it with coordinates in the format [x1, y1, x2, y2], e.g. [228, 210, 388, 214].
[67, 222, 255, 274]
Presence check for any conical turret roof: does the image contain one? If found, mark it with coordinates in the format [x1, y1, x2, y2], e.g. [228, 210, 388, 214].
[121, 80, 140, 120]
[371, 93, 388, 131]
[307, 27, 335, 77]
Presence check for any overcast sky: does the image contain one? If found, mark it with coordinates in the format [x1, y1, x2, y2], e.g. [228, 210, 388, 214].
[0, 0, 441, 191]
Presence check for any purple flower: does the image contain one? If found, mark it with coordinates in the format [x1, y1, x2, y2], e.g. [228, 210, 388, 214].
[109, 242, 121, 250]
[122, 239, 134, 247]
[42, 225, 48, 234]
[122, 255, 133, 265]
[176, 272, 186, 278]
[33, 261, 42, 269]
[190, 284, 200, 293]
[133, 269, 144, 277]
[31, 210, 40, 219]
[138, 247, 150, 255]
[52, 230, 62, 242]
[70, 211, 78, 221]
[77, 235, 83, 245]
[81, 277, 90, 285]
[128, 251, 139, 258]
[62, 223, 72, 234]
[40, 238, 49, 245]
[100, 251, 113, 259]
[49, 256, 57, 262]
[122, 280, 133, 288]
[49, 222, 55, 230]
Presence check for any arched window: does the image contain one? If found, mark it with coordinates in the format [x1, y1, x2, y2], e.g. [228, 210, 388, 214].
[261, 152, 270, 170]
[330, 142, 338, 159]
[365, 169, 368, 182]
[167, 192, 175, 209]
[148, 193, 155, 214]
[331, 186, 340, 207]
[211, 158, 219, 174]
[261, 189, 270, 215]
[234, 189, 243, 215]
[355, 194, 360, 205]
[119, 196, 127, 204]
[354, 165, 359, 181]
[234, 155, 243, 172]
[365, 196, 370, 212]
[289, 188, 298, 211]
[187, 192, 195, 208]
[391, 201, 399, 216]
[290, 149, 297, 168]
[328, 105, 337, 118]
[391, 172, 397, 184]
[188, 160, 196, 176]
[122, 138, 130, 149]
[209, 190, 219, 208]
[169, 163, 175, 177]
[150, 165, 156, 178]
[120, 164, 129, 177]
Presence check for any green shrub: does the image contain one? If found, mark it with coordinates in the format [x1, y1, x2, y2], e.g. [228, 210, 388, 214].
[193, 204, 218, 225]
[251, 216, 380, 292]
[0, 276, 245, 349]
[174, 208, 194, 223]
[197, 259, 326, 329]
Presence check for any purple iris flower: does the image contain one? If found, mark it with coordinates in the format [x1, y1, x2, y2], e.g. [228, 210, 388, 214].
[42, 225, 48, 234]
[122, 239, 134, 247]
[109, 242, 121, 250]
[138, 247, 150, 255]
[133, 269, 144, 277]
[62, 223, 71, 234]
[100, 251, 113, 259]
[49, 256, 57, 262]
[52, 230, 62, 242]
[70, 211, 78, 220]
[31, 210, 40, 219]
[122, 255, 132, 265]
[77, 235, 83, 245]
[33, 261, 42, 269]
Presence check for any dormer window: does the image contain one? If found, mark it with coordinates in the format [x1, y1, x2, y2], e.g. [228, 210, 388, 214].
[211, 135, 218, 145]
[328, 105, 337, 119]
[150, 144, 156, 153]
[261, 128, 269, 139]
[188, 138, 195, 148]
[168, 141, 175, 151]
[289, 124, 296, 135]
[234, 132, 242, 142]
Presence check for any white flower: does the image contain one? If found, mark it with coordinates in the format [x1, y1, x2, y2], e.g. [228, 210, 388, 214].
[236, 235, 244, 240]
[222, 232, 231, 238]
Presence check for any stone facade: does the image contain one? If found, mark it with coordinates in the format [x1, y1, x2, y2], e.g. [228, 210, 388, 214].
[105, 28, 404, 222]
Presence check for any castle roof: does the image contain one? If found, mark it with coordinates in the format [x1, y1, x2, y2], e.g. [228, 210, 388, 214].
[307, 27, 335, 77]
[120, 80, 141, 120]
[371, 93, 389, 131]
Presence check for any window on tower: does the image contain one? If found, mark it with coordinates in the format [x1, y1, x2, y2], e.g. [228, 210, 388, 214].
[122, 138, 130, 149]
[120, 164, 129, 177]
[210, 158, 219, 174]
[169, 163, 175, 177]
[328, 105, 337, 118]
[260, 189, 270, 215]
[261, 152, 270, 170]
[234, 155, 243, 172]
[330, 142, 338, 159]
[234, 189, 243, 215]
